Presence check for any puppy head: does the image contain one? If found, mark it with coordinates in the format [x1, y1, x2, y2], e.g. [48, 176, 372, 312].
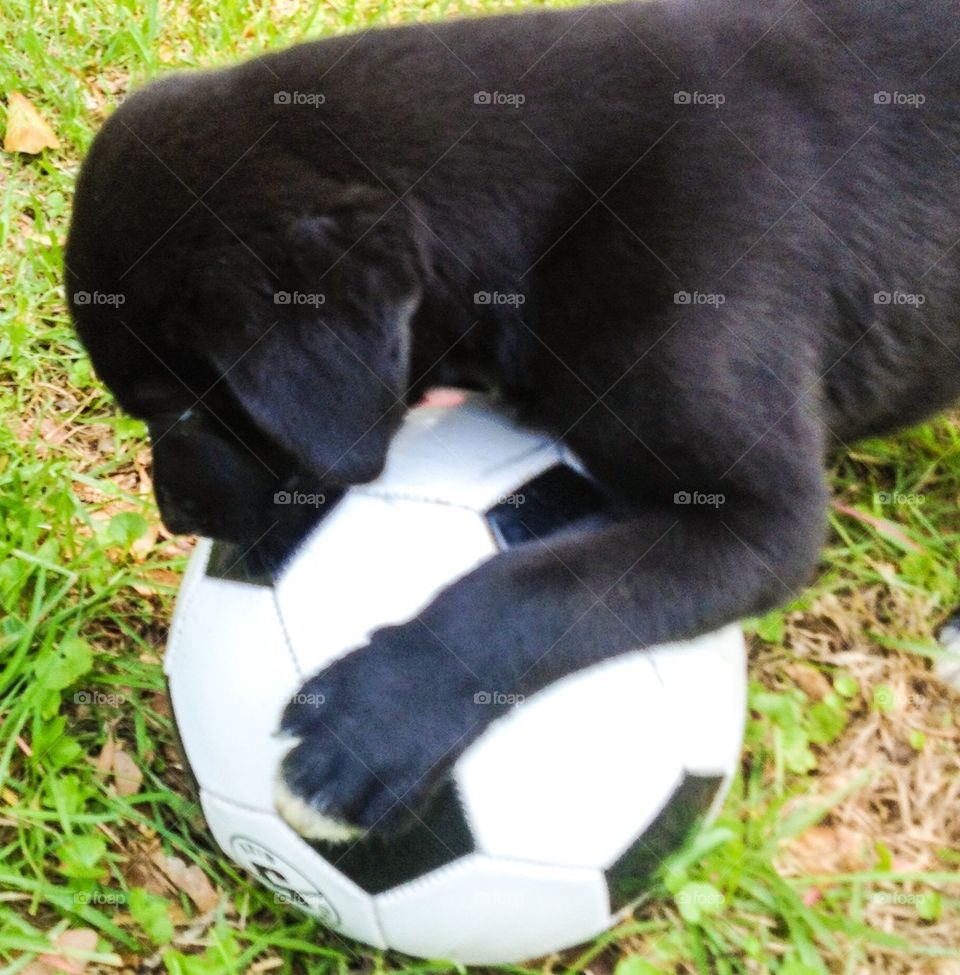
[66, 96, 427, 565]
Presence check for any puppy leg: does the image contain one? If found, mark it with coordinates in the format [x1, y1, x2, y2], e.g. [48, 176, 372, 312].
[277, 372, 829, 838]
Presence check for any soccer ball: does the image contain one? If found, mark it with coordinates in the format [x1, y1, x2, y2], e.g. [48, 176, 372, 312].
[164, 394, 746, 964]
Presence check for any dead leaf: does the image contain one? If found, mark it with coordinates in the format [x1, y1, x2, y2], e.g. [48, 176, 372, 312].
[785, 663, 833, 701]
[151, 852, 219, 912]
[94, 735, 117, 775]
[93, 736, 143, 797]
[4, 91, 60, 154]
[32, 928, 99, 975]
[831, 501, 923, 553]
[130, 522, 159, 561]
[122, 839, 171, 895]
[112, 749, 143, 797]
[777, 824, 868, 876]
[131, 567, 183, 596]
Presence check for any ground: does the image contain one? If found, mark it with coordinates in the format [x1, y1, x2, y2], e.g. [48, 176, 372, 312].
[0, 0, 958, 973]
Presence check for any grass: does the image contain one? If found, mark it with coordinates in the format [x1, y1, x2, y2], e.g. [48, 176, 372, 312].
[1, 0, 959, 972]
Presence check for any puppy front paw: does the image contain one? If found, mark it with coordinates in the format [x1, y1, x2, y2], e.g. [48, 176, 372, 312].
[274, 622, 487, 841]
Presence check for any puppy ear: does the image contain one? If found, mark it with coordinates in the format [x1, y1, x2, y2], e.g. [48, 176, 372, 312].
[192, 192, 426, 484]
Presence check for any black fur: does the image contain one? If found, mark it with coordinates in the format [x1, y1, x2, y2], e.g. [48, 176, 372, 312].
[66, 0, 960, 837]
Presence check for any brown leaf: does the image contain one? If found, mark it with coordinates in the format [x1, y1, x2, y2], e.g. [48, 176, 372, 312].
[36, 928, 99, 974]
[93, 736, 143, 796]
[121, 839, 171, 895]
[151, 852, 219, 912]
[94, 735, 117, 775]
[831, 501, 923, 553]
[112, 749, 143, 797]
[785, 663, 833, 701]
[777, 824, 867, 876]
[4, 91, 61, 154]
[131, 567, 182, 596]
[130, 522, 159, 562]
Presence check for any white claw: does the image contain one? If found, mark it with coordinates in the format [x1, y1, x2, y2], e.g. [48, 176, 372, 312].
[274, 776, 366, 844]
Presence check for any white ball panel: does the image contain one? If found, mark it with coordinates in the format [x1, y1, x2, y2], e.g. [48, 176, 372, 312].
[372, 398, 564, 511]
[375, 853, 610, 964]
[276, 494, 497, 675]
[201, 791, 386, 950]
[163, 538, 215, 672]
[455, 651, 684, 868]
[935, 619, 960, 688]
[165, 396, 751, 964]
[165, 551, 298, 812]
[648, 625, 747, 776]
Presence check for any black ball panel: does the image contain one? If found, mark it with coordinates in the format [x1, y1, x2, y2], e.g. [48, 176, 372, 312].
[604, 772, 724, 911]
[484, 464, 619, 549]
[305, 780, 475, 895]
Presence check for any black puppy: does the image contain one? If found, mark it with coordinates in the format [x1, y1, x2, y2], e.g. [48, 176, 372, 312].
[66, 0, 960, 841]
